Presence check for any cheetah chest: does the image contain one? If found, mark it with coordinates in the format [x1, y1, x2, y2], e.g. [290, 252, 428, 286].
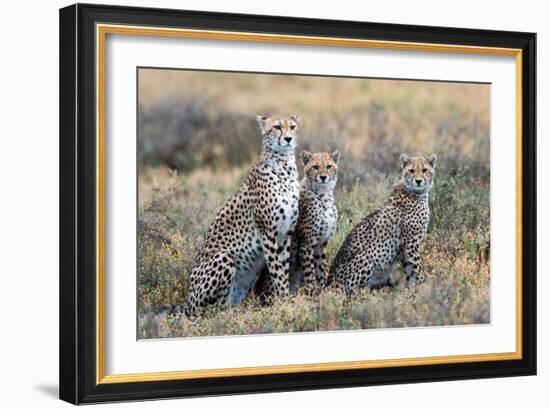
[320, 205, 337, 242]
[276, 196, 298, 241]
[402, 199, 430, 238]
[309, 195, 337, 244]
[273, 178, 300, 243]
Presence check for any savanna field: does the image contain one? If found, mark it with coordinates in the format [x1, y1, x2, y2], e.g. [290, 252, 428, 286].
[137, 69, 490, 339]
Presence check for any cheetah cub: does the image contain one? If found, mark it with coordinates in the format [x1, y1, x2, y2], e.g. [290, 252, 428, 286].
[184, 115, 300, 315]
[328, 153, 436, 293]
[289, 150, 340, 294]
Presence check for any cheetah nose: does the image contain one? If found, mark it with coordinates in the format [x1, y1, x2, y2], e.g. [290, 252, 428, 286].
[284, 137, 292, 143]
[415, 179, 422, 186]
[320, 175, 327, 182]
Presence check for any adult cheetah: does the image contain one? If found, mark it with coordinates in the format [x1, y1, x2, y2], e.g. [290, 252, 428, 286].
[328, 153, 436, 293]
[183, 115, 300, 314]
[288, 150, 340, 294]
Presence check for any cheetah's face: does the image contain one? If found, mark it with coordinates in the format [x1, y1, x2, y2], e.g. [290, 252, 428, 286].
[256, 115, 299, 153]
[400, 153, 437, 194]
[302, 150, 340, 191]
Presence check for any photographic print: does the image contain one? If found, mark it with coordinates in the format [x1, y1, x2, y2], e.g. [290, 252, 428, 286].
[137, 68, 491, 339]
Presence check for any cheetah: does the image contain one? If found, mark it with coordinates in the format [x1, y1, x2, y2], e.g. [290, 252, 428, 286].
[183, 115, 300, 314]
[328, 153, 437, 293]
[288, 150, 340, 294]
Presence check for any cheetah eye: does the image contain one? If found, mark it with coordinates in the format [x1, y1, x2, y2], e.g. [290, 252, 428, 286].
[326, 165, 332, 169]
[409, 169, 415, 174]
[312, 165, 319, 170]
[273, 125, 282, 131]
[290, 125, 296, 130]
[422, 168, 428, 173]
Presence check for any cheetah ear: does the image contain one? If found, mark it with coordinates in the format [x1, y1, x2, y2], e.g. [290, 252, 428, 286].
[256, 115, 267, 134]
[399, 153, 410, 169]
[331, 150, 341, 164]
[428, 153, 437, 168]
[291, 114, 299, 124]
[301, 150, 313, 166]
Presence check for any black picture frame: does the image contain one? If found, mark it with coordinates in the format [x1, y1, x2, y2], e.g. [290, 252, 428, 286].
[59, 3, 536, 404]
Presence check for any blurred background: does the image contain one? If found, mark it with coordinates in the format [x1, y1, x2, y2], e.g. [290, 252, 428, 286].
[138, 69, 490, 183]
[137, 68, 490, 338]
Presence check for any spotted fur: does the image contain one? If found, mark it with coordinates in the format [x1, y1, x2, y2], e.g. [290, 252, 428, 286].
[328, 153, 436, 293]
[183, 115, 300, 315]
[288, 150, 340, 294]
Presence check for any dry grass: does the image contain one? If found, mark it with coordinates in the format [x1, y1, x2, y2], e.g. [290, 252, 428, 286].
[137, 69, 490, 339]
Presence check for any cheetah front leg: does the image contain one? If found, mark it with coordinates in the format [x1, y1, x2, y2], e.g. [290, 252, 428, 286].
[313, 242, 329, 288]
[299, 240, 316, 294]
[261, 232, 290, 299]
[403, 242, 424, 288]
[280, 233, 293, 283]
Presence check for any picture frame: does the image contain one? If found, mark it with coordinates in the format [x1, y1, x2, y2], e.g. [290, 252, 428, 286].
[59, 3, 536, 404]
